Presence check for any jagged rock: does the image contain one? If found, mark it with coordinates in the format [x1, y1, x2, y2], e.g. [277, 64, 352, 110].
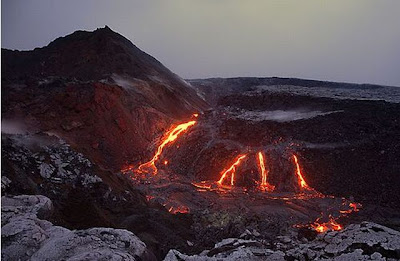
[39, 163, 55, 178]
[277, 235, 292, 244]
[1, 176, 11, 189]
[240, 229, 253, 238]
[1, 195, 53, 224]
[0, 133, 199, 259]
[252, 229, 261, 237]
[164, 222, 400, 260]
[1, 195, 155, 261]
[240, 229, 261, 239]
[2, 133, 109, 190]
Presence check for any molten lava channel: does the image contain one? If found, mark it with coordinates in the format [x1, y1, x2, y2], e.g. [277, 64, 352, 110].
[312, 219, 342, 233]
[293, 154, 311, 190]
[217, 155, 247, 186]
[137, 120, 196, 174]
[125, 115, 361, 234]
[257, 152, 275, 192]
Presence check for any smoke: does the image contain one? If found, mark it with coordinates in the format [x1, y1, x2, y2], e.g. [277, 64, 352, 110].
[1, 119, 62, 149]
[1, 119, 28, 135]
[110, 74, 147, 94]
[233, 110, 344, 122]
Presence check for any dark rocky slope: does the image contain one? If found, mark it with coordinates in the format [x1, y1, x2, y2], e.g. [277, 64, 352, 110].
[2, 26, 208, 171]
[1, 132, 195, 260]
[1, 27, 208, 259]
[188, 78, 400, 214]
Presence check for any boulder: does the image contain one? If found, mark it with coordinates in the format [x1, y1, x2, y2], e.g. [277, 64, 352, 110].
[1, 195, 155, 261]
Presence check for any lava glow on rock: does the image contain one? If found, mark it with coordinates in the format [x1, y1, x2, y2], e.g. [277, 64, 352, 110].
[310, 214, 344, 233]
[123, 116, 362, 234]
[136, 120, 196, 174]
[168, 206, 190, 214]
[312, 218, 343, 233]
[293, 154, 311, 190]
[217, 155, 247, 186]
[257, 152, 275, 192]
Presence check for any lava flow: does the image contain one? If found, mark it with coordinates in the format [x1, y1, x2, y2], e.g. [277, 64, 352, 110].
[293, 154, 312, 190]
[257, 152, 275, 192]
[124, 116, 361, 235]
[217, 155, 247, 186]
[311, 216, 343, 233]
[136, 120, 196, 174]
[340, 202, 361, 215]
[168, 206, 190, 214]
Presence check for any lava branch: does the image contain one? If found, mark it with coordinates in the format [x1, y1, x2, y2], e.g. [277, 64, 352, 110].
[297, 202, 361, 233]
[137, 120, 197, 174]
[168, 206, 190, 214]
[217, 155, 247, 186]
[293, 154, 312, 190]
[257, 152, 275, 192]
[311, 215, 343, 233]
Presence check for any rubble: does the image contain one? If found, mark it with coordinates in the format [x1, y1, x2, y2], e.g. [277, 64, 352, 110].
[165, 222, 400, 260]
[2, 133, 103, 188]
[1, 195, 155, 261]
[1, 176, 11, 189]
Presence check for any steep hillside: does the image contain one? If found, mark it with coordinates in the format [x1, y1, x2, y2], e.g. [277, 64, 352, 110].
[2, 26, 208, 170]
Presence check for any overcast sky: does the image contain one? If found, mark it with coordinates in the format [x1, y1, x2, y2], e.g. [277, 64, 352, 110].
[2, 0, 400, 86]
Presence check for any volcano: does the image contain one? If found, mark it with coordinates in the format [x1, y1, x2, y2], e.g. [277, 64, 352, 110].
[2, 27, 400, 260]
[2, 26, 208, 171]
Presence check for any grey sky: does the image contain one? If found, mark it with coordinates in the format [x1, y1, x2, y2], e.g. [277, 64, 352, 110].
[2, 0, 400, 86]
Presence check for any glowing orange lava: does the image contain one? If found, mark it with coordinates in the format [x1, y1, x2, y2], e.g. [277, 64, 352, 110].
[192, 181, 212, 190]
[145, 195, 155, 202]
[217, 155, 247, 186]
[349, 202, 359, 212]
[330, 220, 343, 231]
[168, 206, 190, 214]
[193, 113, 199, 117]
[257, 152, 275, 192]
[293, 154, 311, 190]
[314, 224, 327, 233]
[137, 120, 196, 174]
[306, 201, 362, 233]
[340, 202, 361, 214]
[311, 216, 343, 233]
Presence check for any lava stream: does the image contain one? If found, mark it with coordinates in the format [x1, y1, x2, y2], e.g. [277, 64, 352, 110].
[312, 218, 342, 233]
[257, 152, 275, 192]
[137, 120, 196, 174]
[293, 154, 311, 190]
[217, 155, 247, 186]
[340, 202, 361, 214]
[168, 206, 190, 214]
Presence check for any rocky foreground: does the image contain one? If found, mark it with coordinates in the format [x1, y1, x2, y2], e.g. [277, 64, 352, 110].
[1, 195, 156, 261]
[2, 194, 400, 261]
[165, 224, 400, 260]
